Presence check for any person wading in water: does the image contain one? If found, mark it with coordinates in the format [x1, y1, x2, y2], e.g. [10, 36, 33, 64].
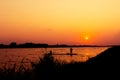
[70, 48, 73, 56]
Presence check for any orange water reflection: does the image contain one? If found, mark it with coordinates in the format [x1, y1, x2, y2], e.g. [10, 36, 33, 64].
[49, 47, 108, 63]
[0, 47, 109, 69]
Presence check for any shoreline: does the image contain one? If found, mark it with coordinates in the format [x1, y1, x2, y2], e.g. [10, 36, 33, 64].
[0, 46, 111, 49]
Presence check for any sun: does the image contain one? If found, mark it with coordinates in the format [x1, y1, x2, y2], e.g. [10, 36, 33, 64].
[85, 36, 89, 40]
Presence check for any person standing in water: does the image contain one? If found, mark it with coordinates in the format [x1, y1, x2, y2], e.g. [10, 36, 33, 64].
[70, 48, 73, 56]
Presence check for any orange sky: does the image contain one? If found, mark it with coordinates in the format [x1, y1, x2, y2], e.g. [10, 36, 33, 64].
[0, 0, 120, 45]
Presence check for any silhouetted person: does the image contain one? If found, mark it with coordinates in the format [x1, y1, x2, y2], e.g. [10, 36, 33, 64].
[49, 50, 52, 55]
[70, 48, 73, 56]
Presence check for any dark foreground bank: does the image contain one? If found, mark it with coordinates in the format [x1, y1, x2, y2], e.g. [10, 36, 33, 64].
[0, 46, 120, 80]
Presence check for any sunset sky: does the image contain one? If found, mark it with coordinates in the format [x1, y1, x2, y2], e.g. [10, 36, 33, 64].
[0, 0, 120, 45]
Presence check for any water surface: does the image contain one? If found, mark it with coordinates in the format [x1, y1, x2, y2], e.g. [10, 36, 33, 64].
[0, 47, 109, 68]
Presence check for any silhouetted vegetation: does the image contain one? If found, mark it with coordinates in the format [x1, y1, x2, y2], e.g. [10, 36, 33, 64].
[0, 46, 120, 80]
[0, 42, 113, 48]
[0, 62, 30, 80]
[18, 43, 48, 48]
[0, 42, 48, 48]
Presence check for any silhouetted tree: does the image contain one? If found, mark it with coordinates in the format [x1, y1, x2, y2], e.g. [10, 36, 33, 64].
[10, 42, 17, 47]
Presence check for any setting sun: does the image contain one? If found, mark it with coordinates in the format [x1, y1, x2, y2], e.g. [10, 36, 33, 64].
[85, 36, 89, 40]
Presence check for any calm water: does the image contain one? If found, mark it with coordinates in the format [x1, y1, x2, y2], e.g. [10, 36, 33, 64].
[0, 47, 109, 69]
